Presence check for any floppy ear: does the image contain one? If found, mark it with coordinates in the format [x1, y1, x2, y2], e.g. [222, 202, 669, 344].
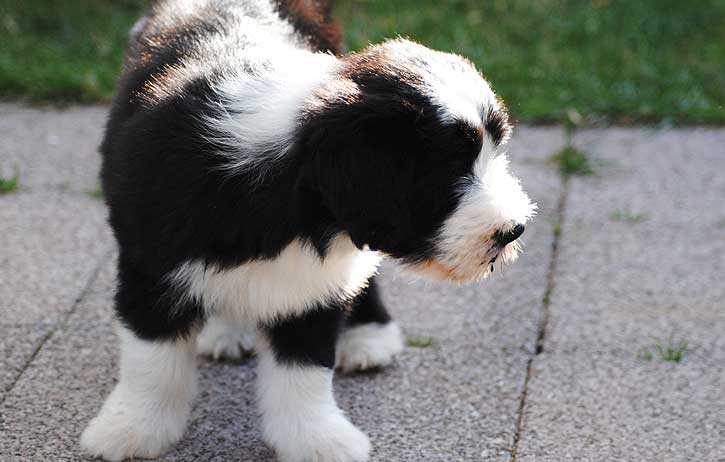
[299, 95, 422, 251]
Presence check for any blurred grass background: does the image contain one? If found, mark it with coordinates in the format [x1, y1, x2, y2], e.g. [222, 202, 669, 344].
[1, 0, 723, 124]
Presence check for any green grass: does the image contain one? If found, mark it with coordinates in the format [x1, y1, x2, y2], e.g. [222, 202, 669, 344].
[406, 336, 435, 348]
[86, 183, 105, 200]
[610, 209, 649, 223]
[552, 221, 562, 238]
[337, 0, 725, 125]
[551, 146, 594, 176]
[655, 341, 688, 363]
[639, 338, 688, 363]
[0, 171, 19, 193]
[2, 0, 724, 124]
[0, 0, 146, 103]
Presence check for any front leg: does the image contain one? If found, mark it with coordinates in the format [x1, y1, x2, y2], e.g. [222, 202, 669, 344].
[258, 307, 371, 462]
[80, 326, 197, 461]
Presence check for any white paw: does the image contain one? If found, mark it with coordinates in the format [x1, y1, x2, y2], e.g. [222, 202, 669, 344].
[266, 411, 371, 462]
[80, 387, 188, 461]
[197, 317, 256, 360]
[336, 322, 404, 373]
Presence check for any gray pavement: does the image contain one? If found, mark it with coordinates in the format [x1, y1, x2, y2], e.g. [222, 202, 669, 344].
[517, 128, 725, 462]
[0, 104, 113, 400]
[0, 104, 722, 461]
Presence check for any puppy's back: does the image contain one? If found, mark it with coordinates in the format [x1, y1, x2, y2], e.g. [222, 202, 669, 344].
[99, 0, 342, 274]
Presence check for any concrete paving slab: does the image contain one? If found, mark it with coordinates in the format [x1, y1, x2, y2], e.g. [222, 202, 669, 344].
[0, 191, 112, 325]
[0, 104, 112, 408]
[0, 258, 119, 462]
[0, 323, 53, 399]
[519, 353, 725, 462]
[0, 192, 111, 402]
[0, 104, 106, 195]
[517, 128, 725, 462]
[0, 120, 564, 461]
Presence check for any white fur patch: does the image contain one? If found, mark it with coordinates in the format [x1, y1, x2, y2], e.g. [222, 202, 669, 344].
[168, 235, 382, 324]
[380, 39, 496, 126]
[80, 326, 197, 461]
[197, 316, 257, 360]
[336, 322, 404, 373]
[137, 0, 327, 126]
[256, 338, 371, 462]
[205, 49, 339, 180]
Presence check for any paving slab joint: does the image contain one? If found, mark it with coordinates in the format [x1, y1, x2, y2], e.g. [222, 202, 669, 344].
[509, 173, 570, 460]
[0, 247, 114, 404]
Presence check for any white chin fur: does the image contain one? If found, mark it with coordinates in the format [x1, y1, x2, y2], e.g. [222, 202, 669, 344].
[407, 239, 523, 283]
[336, 322, 404, 373]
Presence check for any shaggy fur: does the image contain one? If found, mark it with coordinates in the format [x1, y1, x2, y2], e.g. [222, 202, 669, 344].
[81, 1, 536, 461]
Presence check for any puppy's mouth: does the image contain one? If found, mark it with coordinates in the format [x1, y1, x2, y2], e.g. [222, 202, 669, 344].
[482, 240, 521, 273]
[481, 242, 506, 273]
[486, 250, 500, 273]
[407, 239, 522, 283]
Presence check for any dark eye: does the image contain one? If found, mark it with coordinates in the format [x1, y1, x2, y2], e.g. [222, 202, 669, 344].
[456, 121, 483, 155]
[484, 107, 511, 147]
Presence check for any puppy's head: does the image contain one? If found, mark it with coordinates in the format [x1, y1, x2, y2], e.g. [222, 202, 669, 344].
[303, 39, 536, 282]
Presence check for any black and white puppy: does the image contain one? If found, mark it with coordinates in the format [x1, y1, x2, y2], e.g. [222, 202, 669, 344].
[80, 0, 536, 461]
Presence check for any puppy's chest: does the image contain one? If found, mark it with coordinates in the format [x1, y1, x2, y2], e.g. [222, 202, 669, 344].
[171, 237, 382, 323]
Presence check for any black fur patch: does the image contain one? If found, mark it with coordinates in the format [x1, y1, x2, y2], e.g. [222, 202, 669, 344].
[300, 56, 483, 263]
[484, 106, 512, 147]
[264, 305, 345, 368]
[346, 278, 392, 327]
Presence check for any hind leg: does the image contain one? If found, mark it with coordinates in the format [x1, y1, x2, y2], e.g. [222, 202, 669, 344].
[336, 276, 404, 373]
[197, 315, 257, 360]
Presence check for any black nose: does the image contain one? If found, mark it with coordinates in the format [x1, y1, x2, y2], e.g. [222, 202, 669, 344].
[495, 223, 525, 246]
